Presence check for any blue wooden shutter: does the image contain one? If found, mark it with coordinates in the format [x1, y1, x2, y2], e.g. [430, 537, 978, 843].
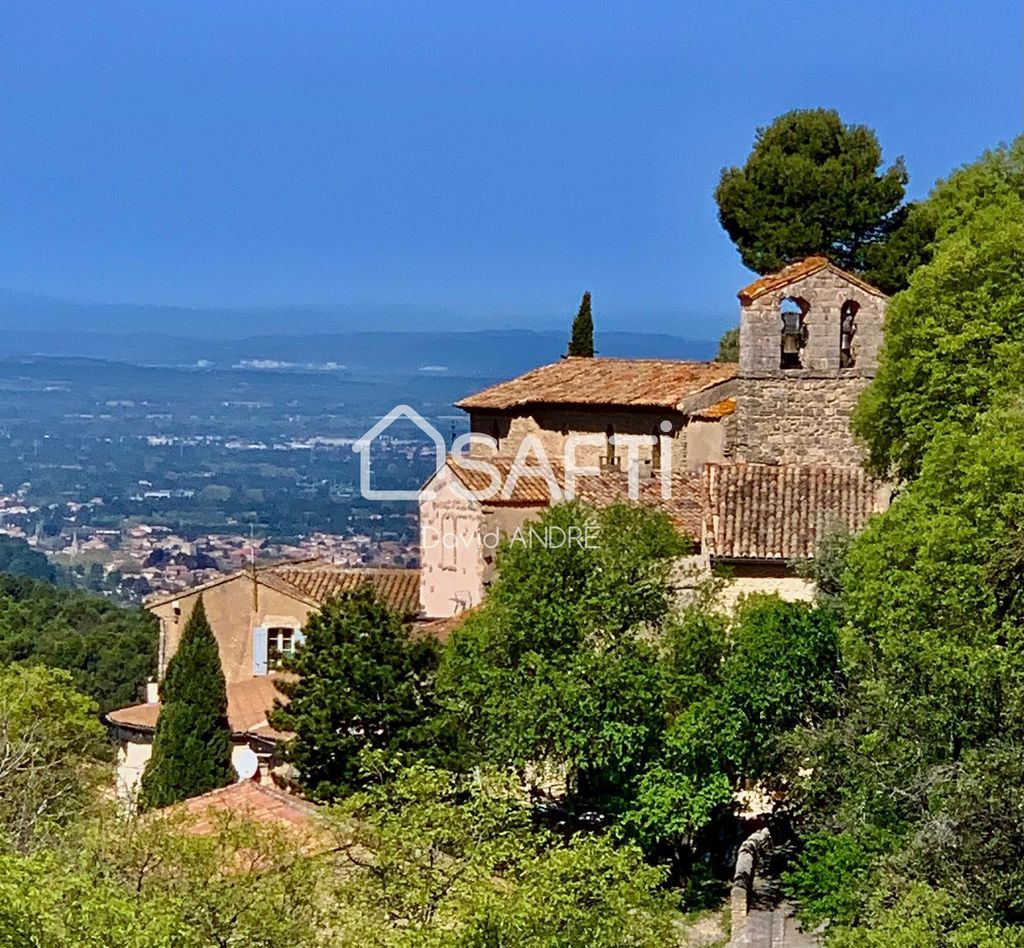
[252, 626, 268, 676]
[293, 627, 306, 650]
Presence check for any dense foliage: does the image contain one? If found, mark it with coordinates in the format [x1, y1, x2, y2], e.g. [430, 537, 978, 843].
[854, 135, 1024, 479]
[0, 572, 156, 712]
[0, 536, 60, 583]
[271, 587, 445, 801]
[0, 664, 107, 852]
[566, 289, 595, 357]
[714, 326, 738, 363]
[0, 657, 684, 946]
[139, 597, 234, 809]
[715, 109, 908, 279]
[781, 138, 1024, 943]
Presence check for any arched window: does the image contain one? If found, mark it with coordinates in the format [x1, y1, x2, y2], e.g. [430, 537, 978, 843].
[780, 297, 809, 369]
[491, 419, 501, 451]
[652, 424, 662, 469]
[840, 300, 859, 368]
[605, 424, 616, 466]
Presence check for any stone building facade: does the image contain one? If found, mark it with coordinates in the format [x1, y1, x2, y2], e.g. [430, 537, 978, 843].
[732, 256, 887, 465]
[107, 562, 421, 804]
[418, 256, 892, 619]
[458, 358, 738, 475]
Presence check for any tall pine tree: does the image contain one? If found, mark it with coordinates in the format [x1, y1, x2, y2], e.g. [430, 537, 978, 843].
[566, 291, 594, 357]
[270, 587, 443, 801]
[139, 596, 233, 809]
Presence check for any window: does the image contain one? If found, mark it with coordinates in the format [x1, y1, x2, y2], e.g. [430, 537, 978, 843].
[267, 627, 297, 664]
[840, 300, 859, 368]
[441, 514, 457, 569]
[605, 424, 616, 466]
[652, 424, 662, 469]
[780, 297, 809, 369]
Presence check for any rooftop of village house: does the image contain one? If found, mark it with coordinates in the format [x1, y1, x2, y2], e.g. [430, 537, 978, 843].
[146, 562, 422, 617]
[703, 462, 890, 561]
[167, 779, 320, 835]
[107, 672, 295, 740]
[441, 455, 887, 562]
[455, 357, 737, 412]
[441, 454, 707, 536]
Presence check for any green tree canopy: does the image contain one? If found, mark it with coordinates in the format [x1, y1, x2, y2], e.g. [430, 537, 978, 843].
[0, 664, 106, 851]
[138, 596, 233, 809]
[438, 502, 686, 807]
[854, 136, 1024, 479]
[0, 536, 59, 583]
[788, 405, 1024, 932]
[715, 108, 907, 276]
[714, 326, 738, 363]
[270, 587, 443, 802]
[0, 574, 157, 713]
[332, 758, 678, 946]
[566, 290, 594, 357]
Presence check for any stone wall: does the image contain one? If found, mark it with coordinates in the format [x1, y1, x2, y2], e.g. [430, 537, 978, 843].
[152, 577, 311, 684]
[734, 265, 886, 465]
[469, 386, 736, 475]
[470, 407, 690, 472]
[739, 267, 885, 377]
[731, 375, 871, 465]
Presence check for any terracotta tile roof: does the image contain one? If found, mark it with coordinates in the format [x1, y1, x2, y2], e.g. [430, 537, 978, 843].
[445, 455, 568, 506]
[412, 609, 477, 643]
[737, 256, 887, 304]
[444, 456, 704, 538]
[575, 469, 705, 539]
[144, 558, 322, 608]
[703, 463, 887, 561]
[170, 780, 318, 834]
[692, 397, 736, 421]
[456, 358, 736, 412]
[268, 565, 421, 617]
[107, 673, 294, 736]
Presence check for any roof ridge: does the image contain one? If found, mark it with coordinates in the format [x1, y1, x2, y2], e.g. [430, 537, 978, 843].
[738, 255, 887, 304]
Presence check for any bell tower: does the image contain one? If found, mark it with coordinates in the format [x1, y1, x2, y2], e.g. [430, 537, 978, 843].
[731, 256, 887, 465]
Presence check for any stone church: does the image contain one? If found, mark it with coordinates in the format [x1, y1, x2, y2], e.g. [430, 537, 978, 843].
[418, 256, 892, 619]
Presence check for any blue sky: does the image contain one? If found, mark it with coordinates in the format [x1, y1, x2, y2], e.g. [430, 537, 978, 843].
[0, 1, 1020, 336]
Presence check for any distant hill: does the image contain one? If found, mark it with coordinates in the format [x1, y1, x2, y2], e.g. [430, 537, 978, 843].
[0, 286, 720, 373]
[1, 328, 716, 376]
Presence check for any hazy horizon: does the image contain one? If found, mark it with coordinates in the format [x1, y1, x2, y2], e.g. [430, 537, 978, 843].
[0, 2, 1020, 341]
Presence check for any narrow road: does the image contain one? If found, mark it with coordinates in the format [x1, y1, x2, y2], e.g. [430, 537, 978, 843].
[743, 876, 819, 947]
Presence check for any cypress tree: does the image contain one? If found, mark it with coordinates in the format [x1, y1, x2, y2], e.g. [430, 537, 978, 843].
[138, 596, 233, 809]
[566, 291, 595, 357]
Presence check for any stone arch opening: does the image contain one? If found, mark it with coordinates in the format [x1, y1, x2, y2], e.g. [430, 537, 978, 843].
[840, 300, 859, 368]
[779, 296, 809, 369]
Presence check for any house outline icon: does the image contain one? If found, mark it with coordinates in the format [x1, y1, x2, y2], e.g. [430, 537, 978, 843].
[353, 404, 446, 501]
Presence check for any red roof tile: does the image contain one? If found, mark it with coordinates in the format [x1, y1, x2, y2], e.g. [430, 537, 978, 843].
[107, 673, 294, 736]
[269, 565, 421, 616]
[456, 358, 736, 412]
[443, 456, 704, 538]
[703, 463, 888, 561]
[692, 397, 736, 421]
[170, 780, 318, 834]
